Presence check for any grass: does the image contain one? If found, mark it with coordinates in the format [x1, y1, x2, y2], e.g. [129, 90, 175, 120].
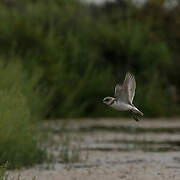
[0, 163, 37, 180]
[42, 120, 83, 165]
[0, 60, 46, 169]
[58, 120, 84, 164]
[0, 88, 44, 168]
[59, 134, 81, 164]
[0, 163, 8, 180]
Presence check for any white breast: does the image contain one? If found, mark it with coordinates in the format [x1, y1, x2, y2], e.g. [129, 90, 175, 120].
[110, 102, 132, 111]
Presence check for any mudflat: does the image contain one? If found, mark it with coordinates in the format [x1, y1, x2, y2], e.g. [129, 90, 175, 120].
[9, 118, 180, 180]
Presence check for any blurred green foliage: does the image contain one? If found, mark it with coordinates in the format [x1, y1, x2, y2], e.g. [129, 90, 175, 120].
[0, 60, 45, 168]
[0, 0, 179, 118]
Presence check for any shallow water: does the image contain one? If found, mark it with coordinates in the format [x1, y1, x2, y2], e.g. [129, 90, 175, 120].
[9, 119, 180, 180]
[46, 119, 180, 153]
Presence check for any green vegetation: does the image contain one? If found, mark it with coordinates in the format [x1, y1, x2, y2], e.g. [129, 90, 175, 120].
[0, 0, 179, 169]
[0, 0, 114, 118]
[0, 163, 8, 180]
[59, 134, 81, 163]
[0, 0, 179, 118]
[0, 60, 45, 169]
[0, 163, 36, 180]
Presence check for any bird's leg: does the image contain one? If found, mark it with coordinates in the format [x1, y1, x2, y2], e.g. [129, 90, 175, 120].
[133, 114, 140, 122]
[131, 111, 140, 122]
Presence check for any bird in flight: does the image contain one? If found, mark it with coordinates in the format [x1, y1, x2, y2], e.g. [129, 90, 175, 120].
[103, 72, 143, 121]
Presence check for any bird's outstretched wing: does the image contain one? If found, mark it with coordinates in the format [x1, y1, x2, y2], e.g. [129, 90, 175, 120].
[114, 72, 136, 104]
[114, 84, 129, 103]
[123, 72, 136, 104]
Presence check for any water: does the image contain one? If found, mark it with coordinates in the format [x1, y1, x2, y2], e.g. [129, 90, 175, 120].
[81, 0, 178, 9]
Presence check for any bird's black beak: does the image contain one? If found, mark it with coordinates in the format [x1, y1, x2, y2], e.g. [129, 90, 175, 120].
[98, 98, 103, 103]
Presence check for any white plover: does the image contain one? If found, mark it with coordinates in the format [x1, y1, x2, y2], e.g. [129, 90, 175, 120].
[103, 72, 143, 121]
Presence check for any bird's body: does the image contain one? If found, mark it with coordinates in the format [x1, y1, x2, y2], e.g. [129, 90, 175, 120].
[103, 72, 143, 121]
[111, 101, 132, 111]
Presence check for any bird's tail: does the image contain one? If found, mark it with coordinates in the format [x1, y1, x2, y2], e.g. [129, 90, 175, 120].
[131, 106, 143, 121]
[131, 106, 143, 116]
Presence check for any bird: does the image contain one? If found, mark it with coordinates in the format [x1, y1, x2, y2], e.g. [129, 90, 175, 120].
[103, 72, 143, 121]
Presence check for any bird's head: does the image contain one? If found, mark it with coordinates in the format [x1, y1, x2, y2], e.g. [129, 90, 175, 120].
[103, 97, 116, 106]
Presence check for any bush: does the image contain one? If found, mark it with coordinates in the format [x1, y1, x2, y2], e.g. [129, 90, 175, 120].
[0, 0, 115, 117]
[0, 0, 178, 118]
[91, 1, 175, 117]
[0, 60, 45, 168]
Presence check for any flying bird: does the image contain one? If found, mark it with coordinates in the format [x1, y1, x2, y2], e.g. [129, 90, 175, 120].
[103, 72, 143, 121]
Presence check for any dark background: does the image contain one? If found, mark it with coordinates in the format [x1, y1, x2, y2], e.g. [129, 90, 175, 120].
[0, 0, 180, 118]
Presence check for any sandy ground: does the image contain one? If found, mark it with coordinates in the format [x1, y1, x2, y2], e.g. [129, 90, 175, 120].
[8, 118, 180, 180]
